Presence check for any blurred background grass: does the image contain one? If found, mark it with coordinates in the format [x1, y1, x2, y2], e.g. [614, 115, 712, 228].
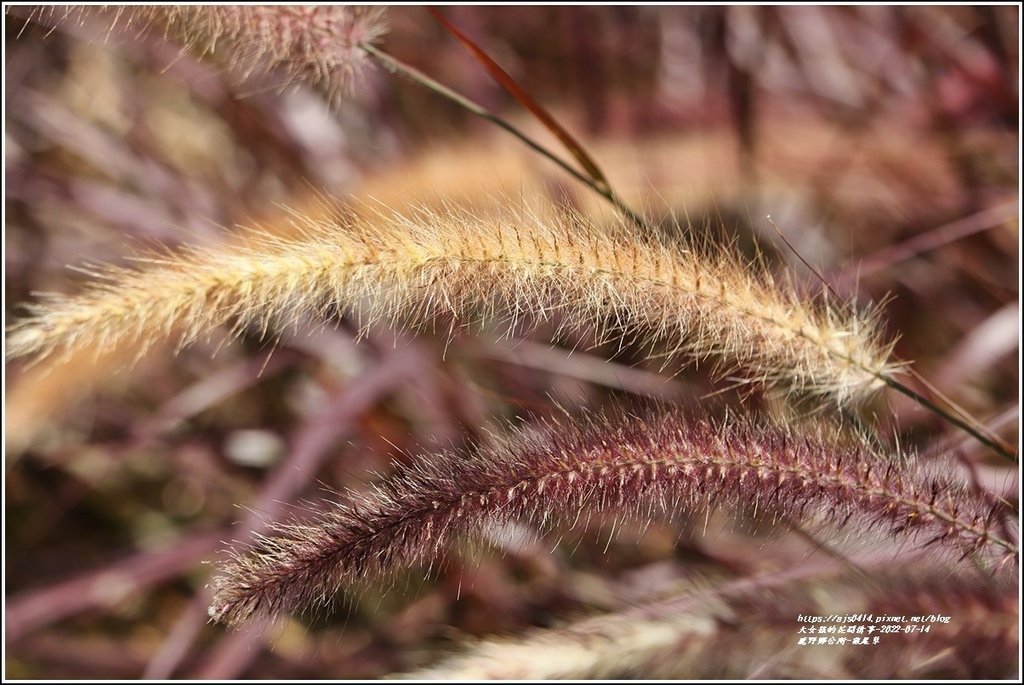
[4, 5, 1018, 678]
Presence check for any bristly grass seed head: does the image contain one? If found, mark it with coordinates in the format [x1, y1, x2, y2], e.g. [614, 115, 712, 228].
[19, 5, 389, 105]
[207, 408, 1016, 628]
[6, 201, 899, 408]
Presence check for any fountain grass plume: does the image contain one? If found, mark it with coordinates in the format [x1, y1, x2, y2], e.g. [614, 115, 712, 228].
[6, 200, 898, 407]
[207, 408, 1016, 627]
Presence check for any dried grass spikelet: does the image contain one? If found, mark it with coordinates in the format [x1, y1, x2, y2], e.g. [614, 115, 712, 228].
[6, 200, 896, 405]
[206, 410, 1016, 628]
[401, 567, 1018, 679]
[21, 5, 388, 104]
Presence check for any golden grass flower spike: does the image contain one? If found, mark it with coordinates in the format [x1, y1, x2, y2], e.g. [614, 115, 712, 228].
[7, 202, 897, 405]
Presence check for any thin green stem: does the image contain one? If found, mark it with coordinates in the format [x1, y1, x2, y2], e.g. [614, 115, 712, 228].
[361, 43, 648, 231]
[881, 373, 1017, 464]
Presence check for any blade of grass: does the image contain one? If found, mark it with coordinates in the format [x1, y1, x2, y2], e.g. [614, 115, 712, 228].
[427, 6, 610, 191]
[888, 368, 1018, 464]
[360, 43, 647, 230]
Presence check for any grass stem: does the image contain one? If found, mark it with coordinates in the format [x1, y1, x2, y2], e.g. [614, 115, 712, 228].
[361, 43, 648, 231]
